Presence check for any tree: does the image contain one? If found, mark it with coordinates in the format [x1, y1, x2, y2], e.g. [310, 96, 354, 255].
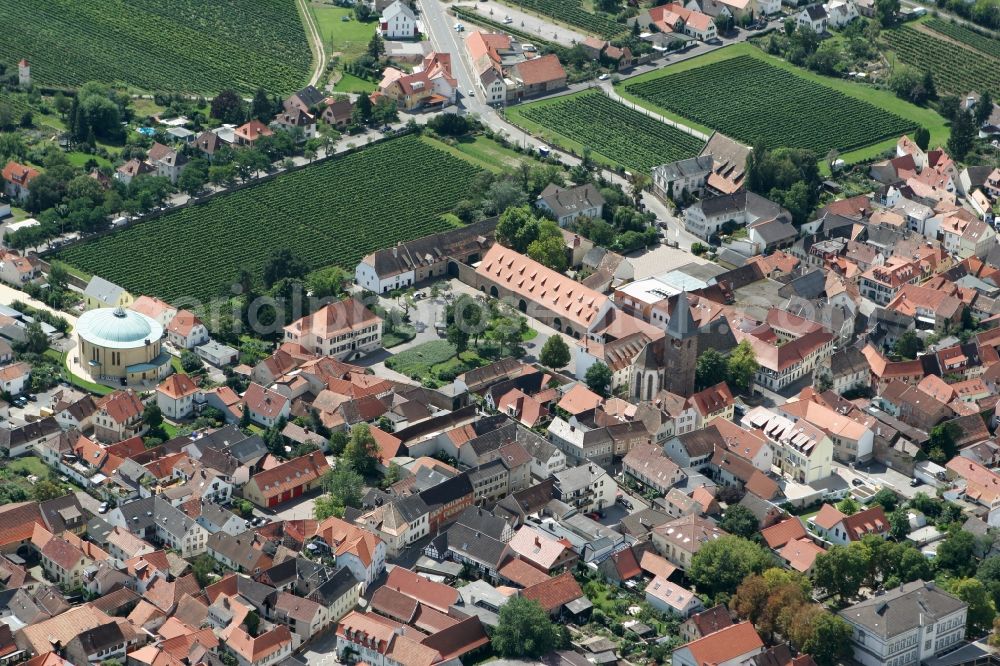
[178, 161, 208, 196]
[191, 554, 216, 587]
[251, 88, 273, 122]
[307, 266, 349, 300]
[343, 423, 381, 476]
[937, 527, 978, 578]
[585, 362, 613, 398]
[914, 127, 930, 150]
[367, 33, 386, 59]
[875, 0, 899, 26]
[871, 488, 900, 512]
[352, 94, 373, 125]
[696, 349, 728, 390]
[719, 504, 759, 540]
[446, 323, 470, 354]
[315, 465, 365, 519]
[540, 335, 571, 369]
[836, 496, 860, 516]
[32, 479, 66, 502]
[180, 350, 203, 373]
[210, 90, 246, 125]
[976, 91, 993, 126]
[929, 421, 962, 465]
[948, 110, 977, 161]
[527, 234, 568, 272]
[889, 508, 910, 540]
[16, 321, 49, 355]
[492, 597, 561, 658]
[802, 612, 854, 666]
[143, 403, 164, 432]
[689, 536, 772, 600]
[726, 340, 758, 392]
[262, 248, 308, 288]
[496, 206, 539, 252]
[947, 578, 996, 636]
[813, 544, 868, 601]
[893, 329, 923, 360]
[244, 610, 260, 636]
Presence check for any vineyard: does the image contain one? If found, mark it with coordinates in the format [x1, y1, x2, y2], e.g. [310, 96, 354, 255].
[925, 18, 1000, 59]
[58, 136, 480, 303]
[622, 54, 916, 154]
[504, 0, 624, 37]
[511, 90, 704, 172]
[0, 0, 311, 94]
[883, 26, 1000, 97]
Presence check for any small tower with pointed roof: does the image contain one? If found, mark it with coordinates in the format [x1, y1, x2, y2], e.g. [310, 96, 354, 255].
[662, 290, 699, 396]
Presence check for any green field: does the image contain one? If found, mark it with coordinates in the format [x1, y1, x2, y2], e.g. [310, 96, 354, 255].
[333, 72, 378, 94]
[622, 50, 914, 156]
[883, 24, 1000, 97]
[386, 341, 458, 377]
[925, 18, 1000, 59]
[0, 0, 312, 94]
[508, 90, 704, 172]
[58, 135, 481, 303]
[619, 44, 948, 163]
[310, 3, 376, 61]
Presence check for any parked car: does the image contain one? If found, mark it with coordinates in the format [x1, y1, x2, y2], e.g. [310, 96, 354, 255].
[616, 496, 633, 510]
[910, 478, 922, 487]
[598, 73, 609, 80]
[503, 15, 513, 23]
[851, 477, 864, 487]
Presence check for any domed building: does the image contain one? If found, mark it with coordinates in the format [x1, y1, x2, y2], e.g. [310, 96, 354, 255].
[76, 306, 171, 386]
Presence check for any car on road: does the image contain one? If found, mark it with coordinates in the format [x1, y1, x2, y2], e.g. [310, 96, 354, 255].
[454, 22, 464, 31]
[413, 291, 426, 300]
[851, 477, 865, 487]
[910, 478, 922, 487]
[522, 43, 536, 51]
[616, 496, 633, 510]
[98, 502, 108, 514]
[503, 15, 512, 23]
[468, 89, 475, 97]
[598, 73, 609, 80]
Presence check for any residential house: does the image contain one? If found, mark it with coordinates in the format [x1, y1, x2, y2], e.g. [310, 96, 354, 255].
[838, 580, 967, 666]
[810, 504, 888, 545]
[283, 298, 382, 361]
[797, 4, 829, 31]
[508, 525, 577, 573]
[146, 143, 189, 184]
[166, 310, 209, 349]
[227, 625, 292, 666]
[242, 450, 331, 508]
[321, 97, 355, 128]
[684, 191, 791, 241]
[2, 161, 39, 201]
[83, 276, 133, 311]
[0, 361, 30, 395]
[242, 382, 291, 427]
[653, 156, 717, 201]
[234, 120, 273, 148]
[679, 605, 734, 643]
[652, 515, 725, 569]
[507, 55, 567, 99]
[623, 442, 685, 494]
[93, 390, 145, 443]
[646, 577, 704, 617]
[671, 622, 765, 666]
[155, 373, 199, 420]
[274, 107, 317, 140]
[378, 53, 457, 111]
[316, 516, 386, 591]
[742, 407, 833, 483]
[535, 183, 606, 227]
[859, 257, 920, 306]
[552, 463, 616, 512]
[824, 0, 859, 25]
[0, 250, 40, 285]
[378, 0, 418, 39]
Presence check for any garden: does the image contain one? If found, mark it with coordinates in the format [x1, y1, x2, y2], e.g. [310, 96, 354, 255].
[619, 45, 928, 160]
[509, 90, 706, 173]
[0, 0, 312, 94]
[58, 134, 482, 303]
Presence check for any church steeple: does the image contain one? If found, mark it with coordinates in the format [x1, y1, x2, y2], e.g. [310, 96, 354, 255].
[667, 290, 698, 340]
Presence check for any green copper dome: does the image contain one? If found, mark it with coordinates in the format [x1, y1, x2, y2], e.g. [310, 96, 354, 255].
[77, 306, 163, 349]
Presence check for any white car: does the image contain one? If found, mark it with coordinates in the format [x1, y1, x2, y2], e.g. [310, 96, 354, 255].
[454, 22, 464, 31]
[468, 89, 476, 96]
[598, 73, 609, 80]
[503, 15, 512, 23]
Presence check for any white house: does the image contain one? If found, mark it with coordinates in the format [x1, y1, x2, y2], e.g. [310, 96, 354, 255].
[838, 581, 967, 666]
[823, 0, 858, 26]
[146, 143, 189, 184]
[0, 361, 31, 395]
[797, 4, 829, 32]
[646, 577, 704, 617]
[156, 374, 199, 420]
[166, 310, 210, 349]
[378, 1, 418, 39]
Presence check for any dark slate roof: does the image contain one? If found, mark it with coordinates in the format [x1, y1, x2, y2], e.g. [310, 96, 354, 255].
[39, 493, 87, 534]
[653, 155, 714, 182]
[292, 85, 326, 108]
[441, 522, 509, 567]
[309, 565, 361, 606]
[804, 4, 829, 20]
[839, 580, 965, 638]
[364, 218, 498, 278]
[750, 218, 798, 244]
[419, 472, 474, 511]
[780, 269, 826, 300]
[536, 183, 606, 219]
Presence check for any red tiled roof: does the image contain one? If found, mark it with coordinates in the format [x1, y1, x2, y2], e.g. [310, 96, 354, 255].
[682, 622, 764, 665]
[97, 389, 144, 424]
[2, 161, 40, 186]
[158, 374, 199, 400]
[385, 566, 459, 613]
[760, 517, 807, 549]
[520, 571, 583, 612]
[498, 558, 550, 587]
[246, 450, 330, 500]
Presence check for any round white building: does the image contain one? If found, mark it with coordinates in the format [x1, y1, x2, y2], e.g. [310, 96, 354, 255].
[76, 306, 171, 386]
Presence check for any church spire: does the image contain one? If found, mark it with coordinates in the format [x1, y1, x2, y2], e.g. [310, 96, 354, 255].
[667, 290, 698, 340]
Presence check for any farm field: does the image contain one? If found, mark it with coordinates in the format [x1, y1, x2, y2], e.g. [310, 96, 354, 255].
[883, 25, 1000, 97]
[58, 135, 480, 303]
[0, 0, 312, 94]
[500, 0, 624, 37]
[621, 51, 915, 156]
[309, 3, 375, 61]
[924, 18, 1000, 59]
[507, 90, 705, 172]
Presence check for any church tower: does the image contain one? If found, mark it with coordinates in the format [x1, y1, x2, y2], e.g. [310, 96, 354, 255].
[662, 290, 699, 396]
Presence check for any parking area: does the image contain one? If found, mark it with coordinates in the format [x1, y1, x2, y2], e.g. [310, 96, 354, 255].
[832, 460, 926, 500]
[452, 1, 591, 46]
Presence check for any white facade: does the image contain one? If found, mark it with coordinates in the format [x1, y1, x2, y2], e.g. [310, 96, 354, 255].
[354, 260, 414, 294]
[378, 1, 417, 39]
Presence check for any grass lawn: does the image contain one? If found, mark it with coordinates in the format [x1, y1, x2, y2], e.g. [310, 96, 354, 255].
[386, 340, 458, 377]
[44, 348, 115, 396]
[170, 355, 185, 374]
[422, 134, 540, 173]
[65, 152, 112, 169]
[522, 327, 538, 341]
[332, 72, 377, 93]
[131, 97, 167, 118]
[8, 456, 50, 477]
[310, 3, 376, 61]
[617, 42, 949, 165]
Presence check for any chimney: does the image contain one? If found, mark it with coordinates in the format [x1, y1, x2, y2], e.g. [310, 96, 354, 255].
[534, 536, 541, 547]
